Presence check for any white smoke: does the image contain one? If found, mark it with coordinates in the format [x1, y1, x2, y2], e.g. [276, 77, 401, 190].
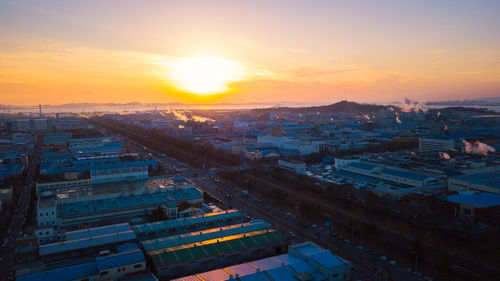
[439, 152, 450, 160]
[462, 140, 496, 156]
[401, 98, 428, 113]
[395, 113, 402, 123]
[437, 111, 441, 118]
[167, 109, 189, 122]
[167, 109, 214, 123]
[191, 115, 215, 122]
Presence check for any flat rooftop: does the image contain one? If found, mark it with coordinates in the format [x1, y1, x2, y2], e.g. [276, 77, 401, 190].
[444, 192, 500, 208]
[452, 172, 500, 189]
[55, 176, 192, 200]
[57, 186, 201, 218]
[149, 229, 284, 269]
[132, 209, 243, 237]
[141, 219, 271, 252]
[173, 242, 349, 281]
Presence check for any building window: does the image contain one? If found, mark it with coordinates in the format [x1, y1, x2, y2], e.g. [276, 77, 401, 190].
[134, 264, 142, 269]
[117, 268, 121, 272]
[100, 271, 108, 276]
[463, 208, 472, 215]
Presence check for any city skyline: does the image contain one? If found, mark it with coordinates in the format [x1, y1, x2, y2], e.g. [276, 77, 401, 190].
[1, 0, 500, 106]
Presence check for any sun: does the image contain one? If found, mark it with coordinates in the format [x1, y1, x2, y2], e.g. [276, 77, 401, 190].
[164, 56, 246, 95]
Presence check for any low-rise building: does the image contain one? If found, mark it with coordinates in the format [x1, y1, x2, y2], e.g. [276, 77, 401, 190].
[132, 209, 244, 241]
[419, 137, 455, 152]
[448, 172, 500, 194]
[278, 159, 307, 174]
[36, 176, 203, 229]
[437, 192, 500, 224]
[17, 244, 146, 281]
[173, 241, 352, 281]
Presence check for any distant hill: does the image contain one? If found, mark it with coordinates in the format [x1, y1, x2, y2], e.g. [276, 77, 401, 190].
[252, 100, 396, 114]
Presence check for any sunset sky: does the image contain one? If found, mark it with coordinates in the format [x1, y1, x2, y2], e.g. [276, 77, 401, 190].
[1, 0, 499, 106]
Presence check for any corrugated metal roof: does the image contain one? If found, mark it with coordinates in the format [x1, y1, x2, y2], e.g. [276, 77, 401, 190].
[172, 242, 349, 281]
[308, 251, 346, 268]
[445, 192, 500, 207]
[381, 168, 429, 181]
[96, 248, 145, 271]
[133, 209, 242, 236]
[40, 230, 137, 256]
[57, 187, 201, 218]
[150, 230, 284, 268]
[141, 219, 270, 251]
[346, 162, 377, 171]
[16, 262, 96, 281]
[64, 222, 131, 240]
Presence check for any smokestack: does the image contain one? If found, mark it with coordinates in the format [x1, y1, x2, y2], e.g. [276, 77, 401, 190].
[39, 104, 42, 118]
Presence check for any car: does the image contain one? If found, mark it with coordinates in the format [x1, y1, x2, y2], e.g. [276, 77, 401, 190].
[389, 260, 396, 265]
[379, 256, 387, 261]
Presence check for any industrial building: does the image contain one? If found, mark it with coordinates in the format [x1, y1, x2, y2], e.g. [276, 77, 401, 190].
[419, 137, 455, 152]
[338, 161, 441, 188]
[148, 227, 285, 279]
[132, 209, 244, 240]
[278, 159, 307, 174]
[173, 242, 352, 281]
[36, 176, 203, 229]
[448, 172, 500, 194]
[16, 243, 146, 281]
[437, 192, 500, 224]
[133, 210, 285, 279]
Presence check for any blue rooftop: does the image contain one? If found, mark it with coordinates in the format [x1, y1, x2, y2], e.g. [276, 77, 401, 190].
[96, 248, 145, 271]
[381, 168, 429, 181]
[346, 162, 377, 171]
[173, 242, 349, 281]
[445, 192, 500, 208]
[16, 262, 96, 281]
[18, 244, 144, 281]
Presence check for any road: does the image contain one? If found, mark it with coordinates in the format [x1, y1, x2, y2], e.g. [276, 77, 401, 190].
[1, 136, 41, 281]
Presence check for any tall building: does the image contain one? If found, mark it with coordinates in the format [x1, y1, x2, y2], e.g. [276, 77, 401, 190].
[419, 137, 454, 152]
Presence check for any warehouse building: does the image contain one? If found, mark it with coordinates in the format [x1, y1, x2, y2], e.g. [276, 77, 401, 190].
[173, 242, 352, 281]
[132, 209, 244, 240]
[16, 243, 146, 281]
[36, 176, 203, 229]
[149, 227, 285, 279]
